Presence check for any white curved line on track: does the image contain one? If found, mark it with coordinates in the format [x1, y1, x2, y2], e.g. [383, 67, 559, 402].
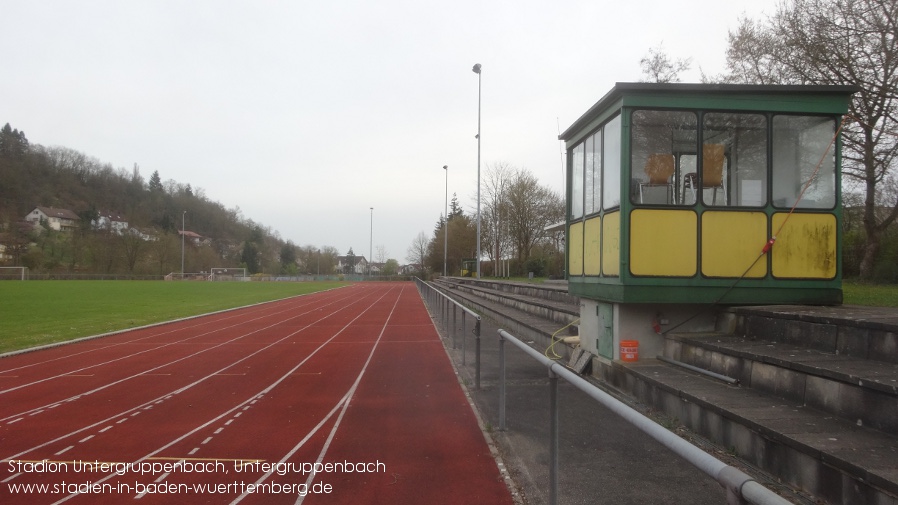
[0, 289, 362, 422]
[0, 289, 354, 394]
[40, 285, 399, 504]
[0, 300, 288, 375]
[0, 286, 383, 464]
[231, 286, 404, 505]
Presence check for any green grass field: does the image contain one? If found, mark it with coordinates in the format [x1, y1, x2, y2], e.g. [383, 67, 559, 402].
[0, 281, 347, 354]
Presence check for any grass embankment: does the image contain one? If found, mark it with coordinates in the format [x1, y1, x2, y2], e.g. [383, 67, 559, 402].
[0, 281, 346, 354]
[841, 279, 898, 307]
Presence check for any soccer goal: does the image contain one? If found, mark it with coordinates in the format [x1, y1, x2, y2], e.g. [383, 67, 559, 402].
[0, 266, 28, 280]
[209, 267, 248, 281]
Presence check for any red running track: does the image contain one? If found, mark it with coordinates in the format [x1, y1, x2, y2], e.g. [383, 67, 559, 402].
[0, 282, 514, 505]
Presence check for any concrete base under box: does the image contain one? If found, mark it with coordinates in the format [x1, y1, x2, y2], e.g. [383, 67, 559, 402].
[578, 300, 719, 361]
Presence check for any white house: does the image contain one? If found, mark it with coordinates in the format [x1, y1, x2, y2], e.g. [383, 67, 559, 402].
[25, 206, 79, 232]
[92, 211, 129, 234]
[335, 255, 369, 274]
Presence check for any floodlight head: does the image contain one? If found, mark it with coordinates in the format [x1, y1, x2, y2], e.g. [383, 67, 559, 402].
[443, 165, 448, 170]
[472, 63, 481, 74]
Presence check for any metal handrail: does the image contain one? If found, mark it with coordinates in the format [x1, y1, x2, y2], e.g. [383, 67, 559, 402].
[497, 328, 792, 505]
[414, 278, 483, 389]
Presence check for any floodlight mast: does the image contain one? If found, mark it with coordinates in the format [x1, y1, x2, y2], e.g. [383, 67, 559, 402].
[472, 63, 482, 278]
[443, 165, 448, 277]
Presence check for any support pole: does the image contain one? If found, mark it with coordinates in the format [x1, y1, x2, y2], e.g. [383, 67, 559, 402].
[549, 368, 559, 505]
[474, 318, 482, 390]
[498, 334, 506, 431]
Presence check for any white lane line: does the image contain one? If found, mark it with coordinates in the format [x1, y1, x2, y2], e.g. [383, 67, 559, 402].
[0, 289, 356, 426]
[292, 286, 404, 505]
[35, 287, 371, 504]
[233, 286, 403, 505]
[79, 435, 94, 443]
[0, 296, 317, 419]
[55, 446, 74, 456]
[2, 472, 23, 483]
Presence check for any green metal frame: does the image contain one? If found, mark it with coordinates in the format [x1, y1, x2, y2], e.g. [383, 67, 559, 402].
[561, 83, 857, 305]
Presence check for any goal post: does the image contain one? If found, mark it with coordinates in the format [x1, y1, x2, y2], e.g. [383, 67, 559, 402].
[0, 266, 28, 280]
[209, 267, 248, 281]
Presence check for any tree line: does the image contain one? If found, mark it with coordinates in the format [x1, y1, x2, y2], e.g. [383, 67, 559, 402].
[406, 163, 564, 279]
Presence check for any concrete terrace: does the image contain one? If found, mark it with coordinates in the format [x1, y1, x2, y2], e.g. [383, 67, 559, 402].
[431, 277, 898, 505]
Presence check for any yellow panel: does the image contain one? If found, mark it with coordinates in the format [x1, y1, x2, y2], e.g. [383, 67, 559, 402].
[602, 212, 620, 276]
[702, 212, 768, 278]
[584, 217, 602, 275]
[630, 210, 697, 277]
[771, 213, 837, 279]
[568, 221, 584, 276]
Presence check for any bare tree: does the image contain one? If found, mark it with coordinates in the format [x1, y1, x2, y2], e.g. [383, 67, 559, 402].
[640, 43, 692, 83]
[721, 0, 898, 278]
[375, 245, 388, 264]
[406, 231, 430, 276]
[481, 162, 515, 266]
[119, 229, 146, 273]
[505, 170, 565, 263]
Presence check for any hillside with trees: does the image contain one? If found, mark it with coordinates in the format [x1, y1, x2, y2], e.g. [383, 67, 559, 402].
[0, 123, 324, 277]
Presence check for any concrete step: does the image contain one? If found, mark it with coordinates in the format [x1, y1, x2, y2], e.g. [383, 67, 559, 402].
[429, 279, 898, 504]
[596, 358, 898, 504]
[665, 332, 898, 434]
[431, 278, 578, 359]
[435, 277, 579, 329]
[731, 304, 898, 365]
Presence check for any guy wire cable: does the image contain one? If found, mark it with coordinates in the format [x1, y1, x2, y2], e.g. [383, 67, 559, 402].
[546, 318, 580, 360]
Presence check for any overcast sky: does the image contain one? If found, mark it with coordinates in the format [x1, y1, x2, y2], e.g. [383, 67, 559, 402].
[2, 0, 779, 262]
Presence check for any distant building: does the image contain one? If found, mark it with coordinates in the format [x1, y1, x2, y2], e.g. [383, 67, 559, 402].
[25, 206, 79, 232]
[399, 264, 423, 275]
[178, 230, 210, 246]
[92, 211, 129, 234]
[335, 255, 368, 275]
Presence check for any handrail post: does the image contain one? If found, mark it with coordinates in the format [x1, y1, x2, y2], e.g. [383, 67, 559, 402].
[461, 310, 468, 366]
[498, 332, 506, 431]
[453, 304, 459, 353]
[474, 317, 482, 390]
[548, 366, 559, 505]
[490, 325, 793, 505]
